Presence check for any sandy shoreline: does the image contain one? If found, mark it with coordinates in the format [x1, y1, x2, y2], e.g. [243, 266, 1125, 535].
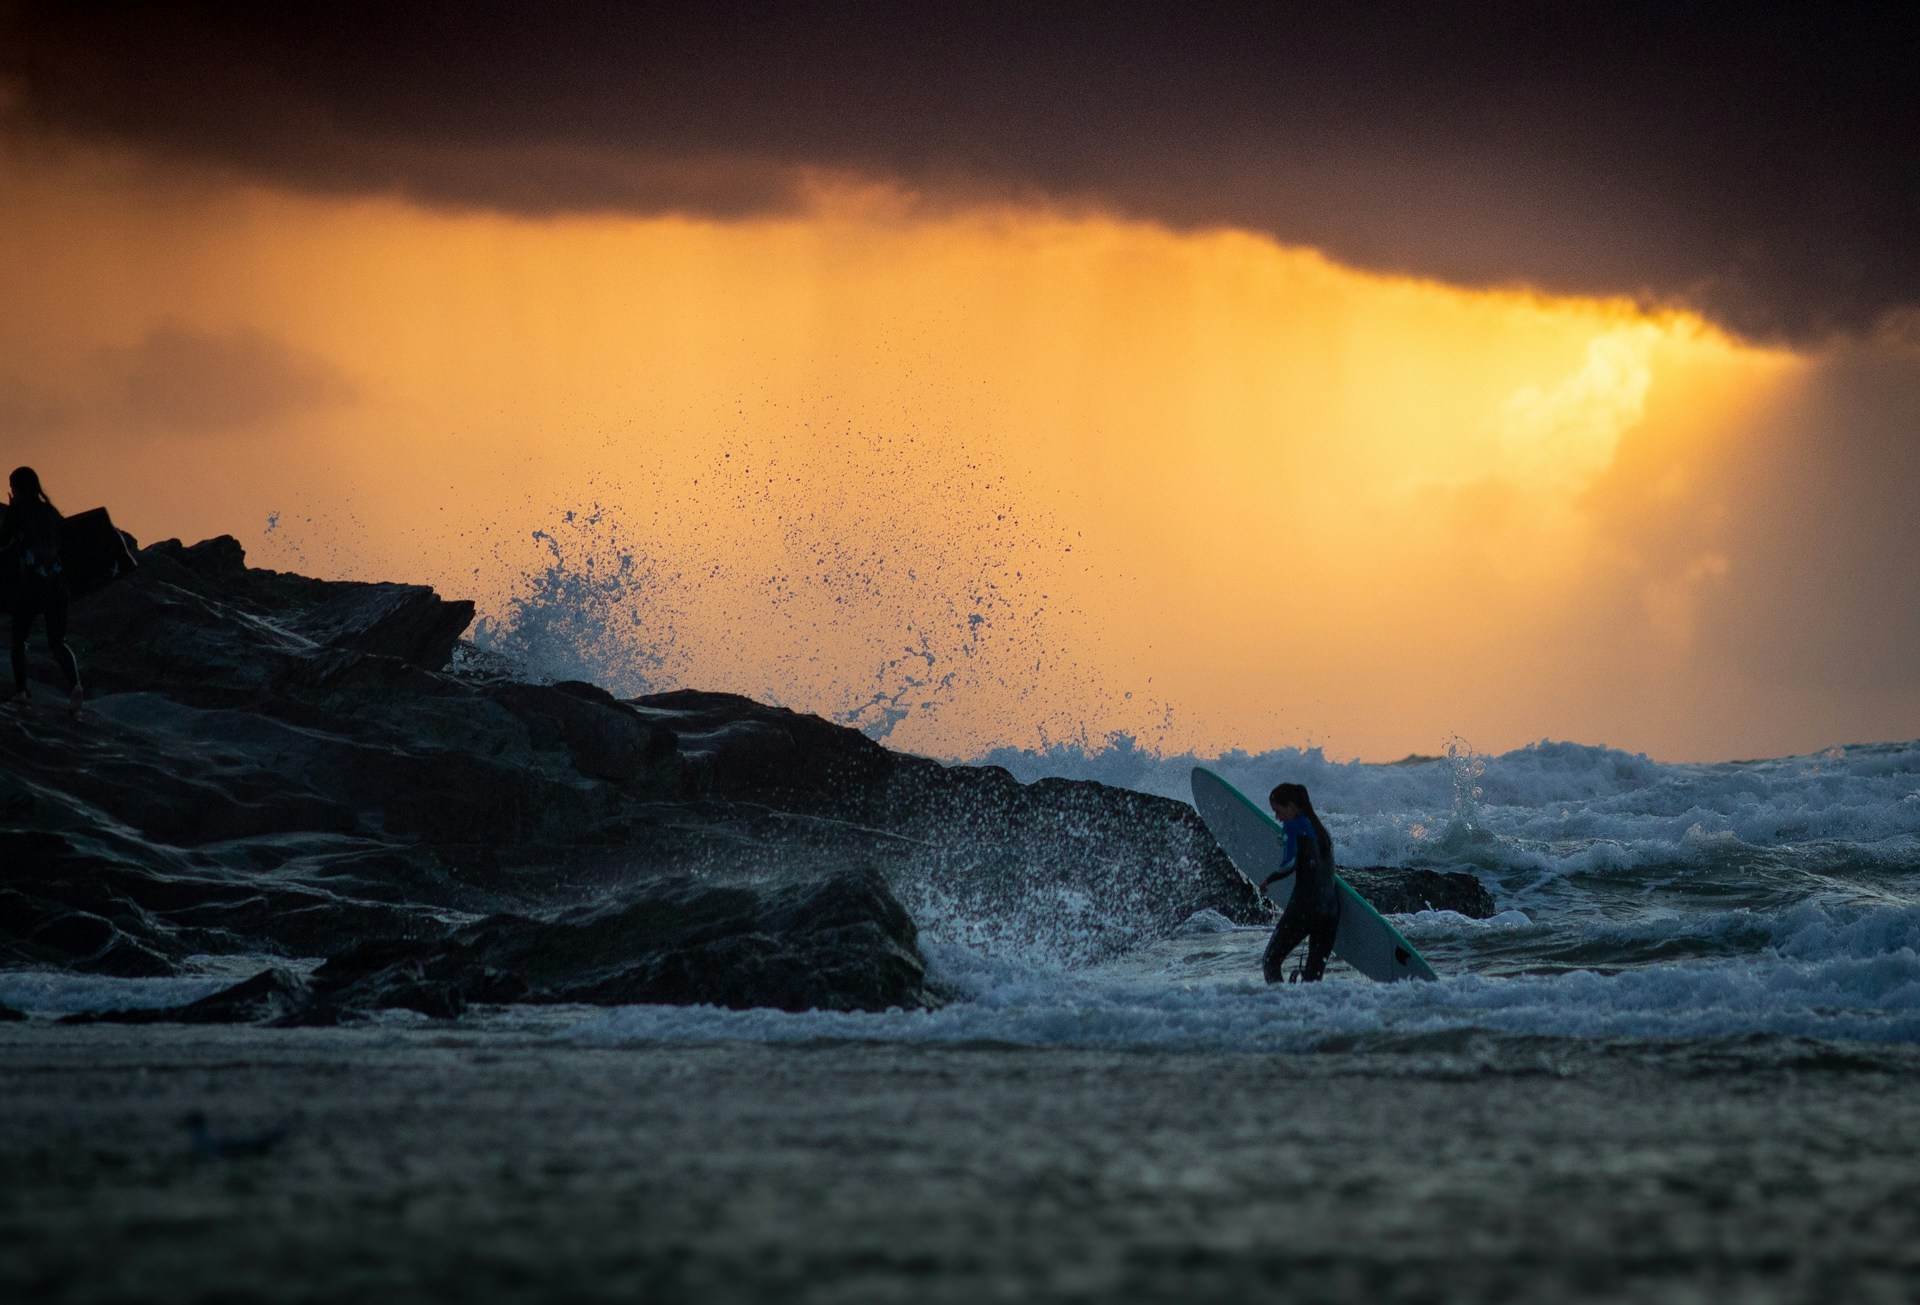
[4, 1022, 1919, 1303]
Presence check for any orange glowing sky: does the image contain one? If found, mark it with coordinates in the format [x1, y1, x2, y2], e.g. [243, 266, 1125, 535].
[4, 141, 1915, 762]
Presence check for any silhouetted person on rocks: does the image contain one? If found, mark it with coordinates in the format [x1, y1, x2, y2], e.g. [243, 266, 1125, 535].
[1261, 781, 1340, 982]
[1, 466, 84, 715]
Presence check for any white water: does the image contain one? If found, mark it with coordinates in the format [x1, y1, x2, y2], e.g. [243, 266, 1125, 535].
[978, 736, 1920, 877]
[0, 955, 295, 1016]
[564, 894, 1920, 1052]
[563, 737, 1920, 1051]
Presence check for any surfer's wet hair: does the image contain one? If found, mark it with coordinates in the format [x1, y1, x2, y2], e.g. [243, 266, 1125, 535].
[1269, 782, 1334, 866]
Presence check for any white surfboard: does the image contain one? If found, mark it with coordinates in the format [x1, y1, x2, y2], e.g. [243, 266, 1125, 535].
[1191, 767, 1437, 982]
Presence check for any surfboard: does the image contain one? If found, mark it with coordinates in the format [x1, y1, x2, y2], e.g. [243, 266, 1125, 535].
[0, 505, 140, 607]
[1190, 767, 1437, 982]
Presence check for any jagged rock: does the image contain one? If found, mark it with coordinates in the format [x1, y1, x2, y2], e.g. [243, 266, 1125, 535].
[1340, 867, 1498, 918]
[65, 535, 475, 709]
[60, 967, 314, 1026]
[0, 827, 455, 974]
[282, 583, 474, 670]
[305, 862, 928, 1018]
[0, 694, 361, 846]
[137, 536, 475, 671]
[485, 680, 677, 787]
[633, 690, 880, 801]
[0, 833, 179, 975]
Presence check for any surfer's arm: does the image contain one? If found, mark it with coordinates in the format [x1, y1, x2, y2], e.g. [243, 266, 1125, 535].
[1261, 828, 1300, 888]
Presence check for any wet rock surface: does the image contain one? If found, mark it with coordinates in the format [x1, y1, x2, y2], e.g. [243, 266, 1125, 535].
[2, 536, 1493, 1021]
[1340, 867, 1498, 919]
[302, 861, 926, 1021]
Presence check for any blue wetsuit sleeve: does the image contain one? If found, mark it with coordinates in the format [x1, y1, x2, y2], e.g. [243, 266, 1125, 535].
[1262, 826, 1299, 888]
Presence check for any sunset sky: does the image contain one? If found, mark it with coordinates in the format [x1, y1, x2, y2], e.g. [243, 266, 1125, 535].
[3, 5, 1917, 762]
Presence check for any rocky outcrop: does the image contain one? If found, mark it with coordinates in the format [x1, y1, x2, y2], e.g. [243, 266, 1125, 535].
[1, 533, 1493, 1022]
[300, 861, 926, 1021]
[485, 680, 678, 787]
[67, 536, 477, 709]
[1340, 867, 1498, 919]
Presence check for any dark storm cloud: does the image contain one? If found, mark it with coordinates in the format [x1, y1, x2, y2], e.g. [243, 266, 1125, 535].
[0, 324, 356, 440]
[3, 2, 1916, 340]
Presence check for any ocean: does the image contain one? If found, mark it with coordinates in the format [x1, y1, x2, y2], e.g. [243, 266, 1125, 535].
[11, 735, 1919, 1055]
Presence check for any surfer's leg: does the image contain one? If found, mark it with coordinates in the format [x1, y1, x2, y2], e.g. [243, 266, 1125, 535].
[1262, 910, 1312, 983]
[1300, 911, 1338, 981]
[7, 595, 30, 695]
[41, 583, 79, 697]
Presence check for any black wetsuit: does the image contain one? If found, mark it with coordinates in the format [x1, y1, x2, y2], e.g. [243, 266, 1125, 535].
[1, 502, 81, 697]
[1261, 814, 1340, 983]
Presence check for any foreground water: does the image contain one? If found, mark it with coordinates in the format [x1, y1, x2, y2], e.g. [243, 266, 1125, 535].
[7, 738, 1918, 1055]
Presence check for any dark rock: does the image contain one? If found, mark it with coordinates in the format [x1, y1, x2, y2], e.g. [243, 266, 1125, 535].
[61, 967, 314, 1026]
[163, 535, 248, 585]
[1340, 867, 1498, 919]
[0, 826, 461, 974]
[0, 1003, 25, 1021]
[0, 696, 362, 846]
[307, 861, 927, 1017]
[68, 535, 474, 708]
[283, 584, 475, 671]
[631, 690, 893, 806]
[139, 536, 474, 671]
[44, 920, 173, 977]
[485, 680, 677, 787]
[0, 832, 179, 975]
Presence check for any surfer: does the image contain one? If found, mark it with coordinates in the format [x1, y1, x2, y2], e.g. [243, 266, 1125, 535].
[1, 467, 85, 714]
[1261, 782, 1340, 982]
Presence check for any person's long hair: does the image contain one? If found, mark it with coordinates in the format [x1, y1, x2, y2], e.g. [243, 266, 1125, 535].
[8, 466, 58, 519]
[1269, 781, 1334, 866]
[5, 466, 62, 556]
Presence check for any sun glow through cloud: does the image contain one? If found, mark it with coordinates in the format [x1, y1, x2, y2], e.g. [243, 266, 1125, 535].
[0, 144, 1840, 761]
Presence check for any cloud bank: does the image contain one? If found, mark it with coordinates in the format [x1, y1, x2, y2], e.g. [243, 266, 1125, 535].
[4, 2, 1916, 341]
